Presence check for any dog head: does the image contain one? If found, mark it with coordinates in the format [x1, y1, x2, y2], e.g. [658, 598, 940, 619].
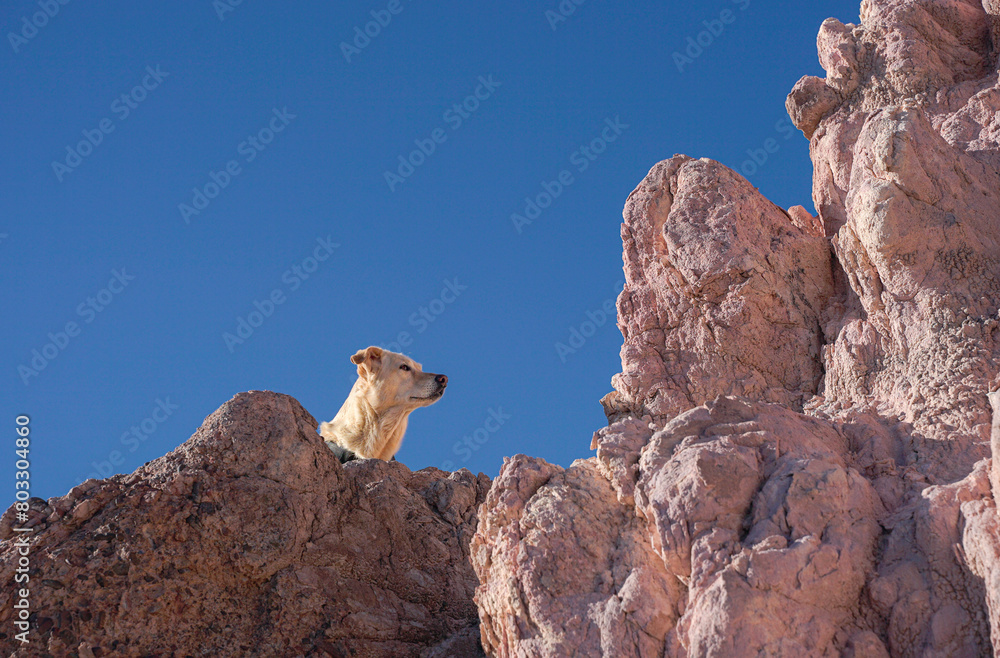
[350, 346, 448, 412]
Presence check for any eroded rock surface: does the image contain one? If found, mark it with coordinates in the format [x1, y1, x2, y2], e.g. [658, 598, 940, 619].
[473, 0, 1000, 655]
[788, 0, 1000, 473]
[476, 400, 887, 657]
[0, 392, 489, 657]
[605, 156, 834, 426]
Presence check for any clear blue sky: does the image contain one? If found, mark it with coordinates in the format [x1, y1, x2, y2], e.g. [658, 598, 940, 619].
[2, 1, 860, 498]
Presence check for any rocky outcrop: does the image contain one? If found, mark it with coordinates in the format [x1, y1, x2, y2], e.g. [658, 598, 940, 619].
[475, 400, 886, 656]
[0, 392, 489, 657]
[473, 0, 1000, 655]
[5, 2, 1000, 656]
[604, 156, 835, 427]
[788, 0, 1000, 475]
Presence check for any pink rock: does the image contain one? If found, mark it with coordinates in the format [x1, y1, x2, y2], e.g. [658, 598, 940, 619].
[817, 18, 864, 96]
[787, 75, 842, 140]
[963, 473, 1000, 654]
[474, 399, 888, 657]
[805, 0, 1000, 481]
[992, 389, 1000, 497]
[472, 455, 681, 657]
[607, 156, 834, 427]
[474, 0, 1000, 655]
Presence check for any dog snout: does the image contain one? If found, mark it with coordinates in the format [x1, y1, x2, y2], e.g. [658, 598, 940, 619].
[435, 374, 448, 387]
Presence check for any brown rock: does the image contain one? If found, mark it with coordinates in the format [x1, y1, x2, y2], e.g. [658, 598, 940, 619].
[0, 391, 489, 657]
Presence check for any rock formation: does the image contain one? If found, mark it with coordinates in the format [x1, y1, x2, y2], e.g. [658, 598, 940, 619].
[0, 392, 489, 657]
[5, 1, 1000, 656]
[472, 0, 1000, 655]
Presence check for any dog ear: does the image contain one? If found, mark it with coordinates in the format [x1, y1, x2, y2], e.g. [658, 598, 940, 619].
[351, 346, 384, 376]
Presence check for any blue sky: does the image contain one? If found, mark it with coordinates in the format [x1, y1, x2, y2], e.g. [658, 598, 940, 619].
[2, 0, 860, 499]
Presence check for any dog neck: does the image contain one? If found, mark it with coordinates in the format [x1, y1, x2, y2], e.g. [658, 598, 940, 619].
[371, 407, 409, 459]
[331, 385, 411, 459]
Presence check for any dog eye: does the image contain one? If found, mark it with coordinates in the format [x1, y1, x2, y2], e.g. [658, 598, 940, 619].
[399, 365, 411, 372]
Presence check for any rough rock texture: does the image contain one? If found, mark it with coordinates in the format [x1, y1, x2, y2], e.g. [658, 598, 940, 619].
[0, 391, 489, 657]
[788, 0, 1000, 471]
[604, 155, 835, 426]
[475, 400, 886, 657]
[473, 0, 1000, 655]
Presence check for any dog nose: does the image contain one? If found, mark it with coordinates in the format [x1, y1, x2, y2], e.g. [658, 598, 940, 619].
[436, 374, 448, 386]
